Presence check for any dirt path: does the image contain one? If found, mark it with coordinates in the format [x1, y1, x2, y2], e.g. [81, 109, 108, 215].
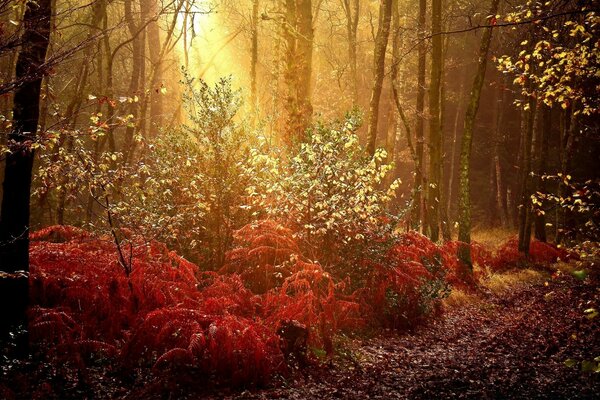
[226, 268, 598, 399]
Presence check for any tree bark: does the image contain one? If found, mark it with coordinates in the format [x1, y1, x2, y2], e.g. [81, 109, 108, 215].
[250, 0, 260, 114]
[295, 0, 313, 135]
[533, 104, 550, 242]
[145, 0, 162, 136]
[517, 100, 535, 255]
[426, 0, 442, 241]
[446, 72, 467, 223]
[493, 80, 509, 227]
[439, 28, 451, 241]
[456, 0, 500, 268]
[366, 0, 393, 157]
[412, 0, 426, 231]
[556, 104, 577, 244]
[0, 0, 52, 348]
[341, 0, 359, 106]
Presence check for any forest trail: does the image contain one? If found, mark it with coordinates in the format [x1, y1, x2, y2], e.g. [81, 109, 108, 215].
[227, 268, 598, 400]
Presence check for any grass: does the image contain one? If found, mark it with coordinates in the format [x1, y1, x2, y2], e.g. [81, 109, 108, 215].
[471, 227, 516, 249]
[442, 289, 480, 309]
[480, 268, 549, 296]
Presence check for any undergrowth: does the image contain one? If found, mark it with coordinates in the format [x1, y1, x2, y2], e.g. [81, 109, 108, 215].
[1, 224, 573, 398]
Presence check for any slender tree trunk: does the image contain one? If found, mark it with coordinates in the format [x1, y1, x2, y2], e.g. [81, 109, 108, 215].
[517, 99, 536, 255]
[250, 0, 260, 114]
[426, 0, 442, 241]
[439, 29, 451, 241]
[493, 81, 509, 227]
[342, 0, 359, 105]
[533, 104, 550, 242]
[86, 1, 108, 224]
[145, 0, 162, 136]
[556, 104, 577, 244]
[366, 0, 393, 156]
[446, 73, 466, 223]
[457, 0, 500, 268]
[0, 0, 52, 349]
[412, 0, 426, 231]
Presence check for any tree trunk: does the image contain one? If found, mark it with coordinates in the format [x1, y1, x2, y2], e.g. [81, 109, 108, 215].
[0, 0, 52, 348]
[517, 99, 535, 255]
[250, 0, 260, 115]
[426, 0, 442, 241]
[556, 104, 577, 244]
[123, 0, 143, 165]
[456, 0, 500, 268]
[145, 0, 162, 136]
[295, 0, 313, 136]
[446, 72, 466, 223]
[534, 104, 550, 242]
[342, 0, 359, 106]
[283, 0, 313, 143]
[366, 0, 393, 157]
[411, 0, 426, 231]
[493, 81, 509, 227]
[439, 28, 451, 241]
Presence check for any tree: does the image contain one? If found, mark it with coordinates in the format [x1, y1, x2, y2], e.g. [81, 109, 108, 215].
[283, 0, 314, 142]
[341, 0, 360, 106]
[0, 0, 52, 346]
[366, 0, 393, 157]
[426, 0, 442, 241]
[412, 0, 427, 231]
[457, 0, 500, 268]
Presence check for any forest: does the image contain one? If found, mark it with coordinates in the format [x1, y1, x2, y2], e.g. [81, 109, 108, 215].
[0, 0, 598, 398]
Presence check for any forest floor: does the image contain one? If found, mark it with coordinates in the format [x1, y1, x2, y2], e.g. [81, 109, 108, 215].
[202, 263, 599, 400]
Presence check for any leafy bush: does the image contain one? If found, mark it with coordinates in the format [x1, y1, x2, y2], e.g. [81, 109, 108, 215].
[245, 113, 401, 265]
[357, 231, 452, 329]
[34, 76, 257, 269]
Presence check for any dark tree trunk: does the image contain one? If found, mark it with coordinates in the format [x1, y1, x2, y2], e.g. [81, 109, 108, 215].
[426, 0, 442, 241]
[0, 0, 52, 348]
[145, 0, 162, 136]
[439, 29, 451, 242]
[517, 99, 535, 255]
[556, 104, 577, 244]
[411, 0, 426, 231]
[493, 81, 509, 227]
[447, 71, 468, 225]
[456, 0, 500, 268]
[250, 0, 260, 114]
[342, 0, 360, 106]
[366, 0, 393, 157]
[534, 104, 550, 242]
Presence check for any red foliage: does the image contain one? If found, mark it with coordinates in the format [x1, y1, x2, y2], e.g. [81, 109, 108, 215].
[261, 260, 362, 355]
[440, 240, 491, 287]
[28, 222, 492, 387]
[221, 220, 302, 293]
[491, 237, 571, 271]
[356, 231, 454, 328]
[29, 227, 283, 386]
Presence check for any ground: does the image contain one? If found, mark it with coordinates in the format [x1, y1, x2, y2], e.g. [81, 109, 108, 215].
[204, 265, 599, 400]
